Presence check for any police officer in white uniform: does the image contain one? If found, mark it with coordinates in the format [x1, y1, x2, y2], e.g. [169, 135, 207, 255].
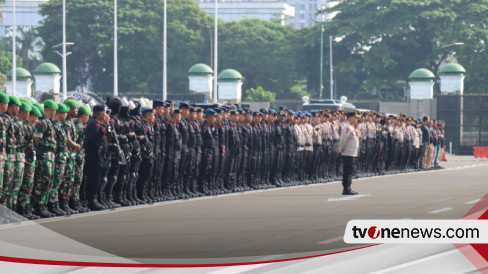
[338, 112, 360, 195]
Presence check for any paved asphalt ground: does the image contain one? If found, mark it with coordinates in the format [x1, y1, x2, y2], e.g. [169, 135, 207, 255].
[3, 156, 488, 264]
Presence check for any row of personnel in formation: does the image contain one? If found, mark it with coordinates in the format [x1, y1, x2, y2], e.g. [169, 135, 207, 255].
[0, 93, 446, 221]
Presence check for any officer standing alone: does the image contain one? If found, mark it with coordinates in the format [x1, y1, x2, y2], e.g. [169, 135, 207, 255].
[338, 112, 360, 195]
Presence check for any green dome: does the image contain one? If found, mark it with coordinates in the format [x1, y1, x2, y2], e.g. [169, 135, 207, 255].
[34, 62, 61, 75]
[408, 68, 435, 81]
[188, 63, 213, 76]
[439, 63, 466, 75]
[6, 68, 32, 80]
[218, 69, 243, 82]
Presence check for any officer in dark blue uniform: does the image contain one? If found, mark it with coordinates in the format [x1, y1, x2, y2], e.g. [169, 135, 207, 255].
[136, 107, 155, 203]
[84, 105, 108, 211]
[165, 108, 183, 198]
[199, 109, 218, 195]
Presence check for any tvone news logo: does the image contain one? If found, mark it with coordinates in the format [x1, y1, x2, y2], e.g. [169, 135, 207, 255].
[351, 225, 382, 239]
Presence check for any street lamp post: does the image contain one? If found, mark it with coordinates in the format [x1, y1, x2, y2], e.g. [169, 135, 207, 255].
[329, 35, 333, 100]
[206, 25, 213, 70]
[62, 0, 67, 99]
[319, 20, 324, 99]
[12, 0, 16, 96]
[213, 0, 218, 104]
[162, 0, 167, 100]
[114, 0, 118, 96]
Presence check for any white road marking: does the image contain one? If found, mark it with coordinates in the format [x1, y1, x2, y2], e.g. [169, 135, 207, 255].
[370, 249, 459, 274]
[428, 207, 453, 214]
[206, 263, 272, 274]
[316, 236, 344, 245]
[328, 194, 371, 202]
[465, 199, 480, 205]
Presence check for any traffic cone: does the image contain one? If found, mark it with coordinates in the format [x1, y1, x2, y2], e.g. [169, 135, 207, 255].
[441, 146, 447, 161]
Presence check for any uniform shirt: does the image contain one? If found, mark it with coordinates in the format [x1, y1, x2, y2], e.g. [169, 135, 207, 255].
[13, 117, 25, 153]
[34, 115, 56, 151]
[23, 121, 36, 162]
[331, 121, 340, 140]
[416, 128, 423, 147]
[338, 122, 359, 157]
[420, 124, 431, 144]
[410, 126, 420, 148]
[304, 123, 313, 151]
[73, 118, 87, 160]
[367, 122, 376, 139]
[312, 124, 322, 145]
[84, 117, 107, 161]
[166, 121, 182, 158]
[359, 122, 368, 140]
[0, 118, 5, 154]
[201, 120, 216, 152]
[0, 113, 16, 153]
[53, 119, 69, 154]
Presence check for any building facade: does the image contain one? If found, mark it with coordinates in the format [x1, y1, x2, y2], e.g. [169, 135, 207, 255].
[0, 0, 48, 37]
[196, 0, 336, 28]
[197, 0, 295, 26]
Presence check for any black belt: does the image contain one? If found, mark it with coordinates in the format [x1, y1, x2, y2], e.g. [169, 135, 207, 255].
[6, 148, 16, 154]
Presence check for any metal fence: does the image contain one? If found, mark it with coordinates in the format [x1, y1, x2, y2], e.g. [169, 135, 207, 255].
[437, 94, 488, 155]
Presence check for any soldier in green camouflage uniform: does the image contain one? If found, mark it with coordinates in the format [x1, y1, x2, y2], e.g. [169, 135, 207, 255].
[59, 99, 81, 214]
[0, 95, 21, 209]
[47, 103, 70, 216]
[32, 100, 58, 218]
[0, 93, 9, 208]
[69, 106, 91, 212]
[17, 104, 41, 219]
[8, 101, 30, 210]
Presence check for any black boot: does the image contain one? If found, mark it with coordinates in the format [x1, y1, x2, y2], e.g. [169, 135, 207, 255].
[60, 199, 77, 215]
[88, 198, 105, 211]
[49, 202, 66, 216]
[24, 204, 40, 220]
[342, 186, 358, 195]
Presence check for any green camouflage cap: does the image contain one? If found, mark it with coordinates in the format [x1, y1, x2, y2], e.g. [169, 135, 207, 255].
[33, 103, 44, 113]
[20, 98, 33, 107]
[43, 99, 58, 110]
[8, 95, 21, 107]
[20, 101, 32, 113]
[0, 93, 9, 104]
[78, 105, 92, 116]
[56, 103, 69, 114]
[64, 98, 79, 109]
[30, 105, 41, 117]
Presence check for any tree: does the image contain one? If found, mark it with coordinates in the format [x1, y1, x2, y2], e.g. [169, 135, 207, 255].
[319, 0, 466, 97]
[38, 0, 210, 94]
[2, 27, 44, 72]
[244, 86, 276, 102]
[0, 50, 23, 88]
[218, 19, 302, 99]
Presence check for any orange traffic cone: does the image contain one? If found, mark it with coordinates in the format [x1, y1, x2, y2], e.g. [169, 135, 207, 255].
[441, 146, 447, 161]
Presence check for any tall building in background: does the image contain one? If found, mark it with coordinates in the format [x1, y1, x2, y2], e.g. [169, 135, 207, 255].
[285, 0, 333, 28]
[0, 0, 48, 37]
[197, 0, 295, 26]
[196, 0, 336, 28]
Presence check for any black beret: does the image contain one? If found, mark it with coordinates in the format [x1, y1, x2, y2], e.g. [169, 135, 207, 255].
[179, 102, 191, 109]
[93, 105, 106, 112]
